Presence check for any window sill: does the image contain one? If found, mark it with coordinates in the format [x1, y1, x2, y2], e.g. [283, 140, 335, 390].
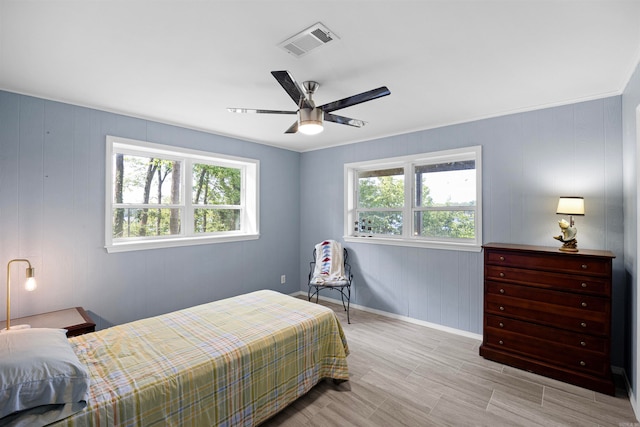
[343, 235, 482, 252]
[105, 233, 259, 253]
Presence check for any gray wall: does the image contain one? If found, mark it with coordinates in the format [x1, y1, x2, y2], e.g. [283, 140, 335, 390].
[622, 60, 640, 411]
[0, 89, 628, 372]
[0, 91, 301, 329]
[299, 97, 625, 367]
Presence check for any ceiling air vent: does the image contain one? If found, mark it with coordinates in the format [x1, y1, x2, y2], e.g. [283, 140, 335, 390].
[278, 22, 338, 58]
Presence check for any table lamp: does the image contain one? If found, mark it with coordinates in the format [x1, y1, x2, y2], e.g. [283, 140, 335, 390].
[4, 258, 37, 331]
[554, 197, 585, 252]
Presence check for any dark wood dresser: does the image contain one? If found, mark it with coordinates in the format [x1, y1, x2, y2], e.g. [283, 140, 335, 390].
[479, 243, 615, 395]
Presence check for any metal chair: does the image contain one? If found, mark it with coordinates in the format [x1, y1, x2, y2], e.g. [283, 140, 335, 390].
[308, 247, 353, 323]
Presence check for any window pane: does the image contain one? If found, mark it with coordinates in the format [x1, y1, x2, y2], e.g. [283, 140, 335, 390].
[194, 208, 241, 233]
[113, 208, 182, 238]
[415, 161, 475, 207]
[357, 211, 403, 236]
[358, 168, 404, 209]
[414, 210, 475, 239]
[113, 155, 181, 204]
[192, 164, 241, 205]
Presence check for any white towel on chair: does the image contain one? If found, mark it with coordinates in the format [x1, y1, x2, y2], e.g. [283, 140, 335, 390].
[311, 240, 347, 285]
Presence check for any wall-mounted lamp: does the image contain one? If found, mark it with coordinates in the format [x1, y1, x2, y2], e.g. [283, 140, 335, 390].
[4, 259, 37, 331]
[553, 196, 585, 252]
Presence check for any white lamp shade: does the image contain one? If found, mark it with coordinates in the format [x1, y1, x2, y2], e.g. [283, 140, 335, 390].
[556, 197, 585, 215]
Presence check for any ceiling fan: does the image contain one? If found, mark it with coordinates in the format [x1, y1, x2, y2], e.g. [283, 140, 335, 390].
[227, 70, 390, 135]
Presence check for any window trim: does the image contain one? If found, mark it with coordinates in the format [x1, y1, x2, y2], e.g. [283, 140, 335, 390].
[105, 136, 259, 253]
[344, 146, 482, 252]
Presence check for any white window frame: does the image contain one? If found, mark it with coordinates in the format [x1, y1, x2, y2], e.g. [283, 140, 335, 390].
[344, 146, 482, 252]
[105, 136, 259, 253]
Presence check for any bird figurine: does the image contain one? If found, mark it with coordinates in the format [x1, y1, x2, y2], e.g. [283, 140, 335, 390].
[553, 219, 578, 252]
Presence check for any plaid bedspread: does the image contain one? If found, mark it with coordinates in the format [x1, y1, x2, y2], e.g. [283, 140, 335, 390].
[52, 290, 349, 426]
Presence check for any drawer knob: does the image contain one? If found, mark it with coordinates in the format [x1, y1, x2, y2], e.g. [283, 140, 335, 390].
[499, 340, 504, 345]
[580, 341, 586, 346]
[499, 256, 505, 261]
[499, 306, 505, 311]
[499, 322, 504, 328]
[581, 264, 588, 269]
[581, 302, 587, 307]
[499, 288, 505, 294]
[581, 283, 588, 288]
[580, 361, 586, 366]
[499, 272, 505, 278]
[580, 322, 587, 328]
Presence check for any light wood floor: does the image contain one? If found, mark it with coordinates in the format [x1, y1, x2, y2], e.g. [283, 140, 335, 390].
[263, 298, 636, 427]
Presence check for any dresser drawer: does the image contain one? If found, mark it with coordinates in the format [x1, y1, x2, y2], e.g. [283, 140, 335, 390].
[486, 281, 607, 313]
[486, 250, 611, 277]
[485, 314, 608, 353]
[485, 265, 610, 296]
[485, 294, 607, 335]
[484, 328, 609, 376]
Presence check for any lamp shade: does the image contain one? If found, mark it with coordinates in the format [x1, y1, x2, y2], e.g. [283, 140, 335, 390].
[556, 197, 585, 215]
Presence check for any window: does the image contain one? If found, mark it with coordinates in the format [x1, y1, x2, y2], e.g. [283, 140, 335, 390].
[344, 146, 481, 251]
[105, 136, 259, 253]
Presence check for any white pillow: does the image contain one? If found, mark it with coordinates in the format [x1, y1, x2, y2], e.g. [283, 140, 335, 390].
[0, 328, 90, 421]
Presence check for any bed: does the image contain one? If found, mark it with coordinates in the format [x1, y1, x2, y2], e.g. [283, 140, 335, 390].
[0, 290, 350, 427]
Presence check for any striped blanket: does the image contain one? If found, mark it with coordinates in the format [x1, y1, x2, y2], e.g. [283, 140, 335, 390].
[310, 240, 347, 285]
[51, 290, 349, 426]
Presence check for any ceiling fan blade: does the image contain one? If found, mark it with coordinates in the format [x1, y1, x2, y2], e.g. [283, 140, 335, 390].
[271, 71, 312, 109]
[227, 108, 296, 115]
[324, 113, 367, 128]
[319, 86, 390, 113]
[284, 121, 299, 134]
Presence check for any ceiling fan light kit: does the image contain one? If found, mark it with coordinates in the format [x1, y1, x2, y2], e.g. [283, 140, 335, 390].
[297, 80, 323, 135]
[227, 71, 390, 136]
[298, 107, 324, 135]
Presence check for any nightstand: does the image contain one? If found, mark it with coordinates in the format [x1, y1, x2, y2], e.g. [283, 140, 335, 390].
[0, 307, 96, 337]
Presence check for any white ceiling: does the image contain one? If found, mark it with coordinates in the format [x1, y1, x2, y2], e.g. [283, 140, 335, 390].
[1, 1, 639, 152]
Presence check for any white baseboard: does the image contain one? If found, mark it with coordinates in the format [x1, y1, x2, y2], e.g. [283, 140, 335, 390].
[291, 290, 483, 341]
[616, 367, 640, 422]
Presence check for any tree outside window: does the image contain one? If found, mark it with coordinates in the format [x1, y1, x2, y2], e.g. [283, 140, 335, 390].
[357, 168, 404, 235]
[192, 163, 242, 233]
[113, 155, 182, 239]
[413, 161, 476, 240]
